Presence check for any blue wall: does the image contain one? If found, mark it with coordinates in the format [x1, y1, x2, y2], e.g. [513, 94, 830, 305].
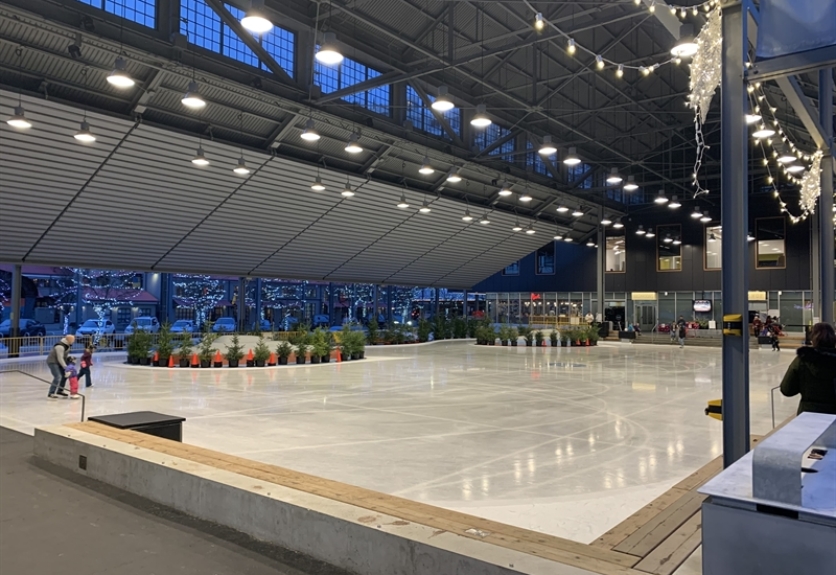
[474, 240, 596, 292]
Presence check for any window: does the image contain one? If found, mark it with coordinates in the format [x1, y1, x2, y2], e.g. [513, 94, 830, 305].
[756, 217, 786, 269]
[315, 56, 390, 115]
[180, 1, 296, 77]
[525, 140, 552, 176]
[606, 235, 626, 273]
[536, 243, 555, 275]
[705, 225, 722, 270]
[568, 162, 593, 189]
[657, 224, 682, 271]
[76, 0, 156, 28]
[475, 123, 514, 163]
[503, 261, 520, 276]
[405, 86, 460, 138]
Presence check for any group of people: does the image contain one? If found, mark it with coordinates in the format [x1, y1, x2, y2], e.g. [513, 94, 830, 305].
[46, 334, 94, 399]
[752, 314, 784, 351]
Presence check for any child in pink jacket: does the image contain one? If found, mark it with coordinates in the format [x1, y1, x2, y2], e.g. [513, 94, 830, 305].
[65, 357, 80, 399]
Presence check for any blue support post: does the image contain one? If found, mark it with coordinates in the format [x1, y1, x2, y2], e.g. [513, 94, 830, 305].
[819, 69, 834, 325]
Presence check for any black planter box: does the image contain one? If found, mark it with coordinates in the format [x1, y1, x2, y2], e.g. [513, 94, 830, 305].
[213, 361, 223, 368]
[200, 360, 211, 368]
[351, 352, 361, 360]
[502, 342, 508, 346]
[310, 356, 321, 364]
[321, 355, 330, 363]
[228, 359, 239, 368]
[511, 341, 518, 347]
[246, 360, 255, 367]
[255, 359, 265, 367]
[278, 357, 288, 365]
[179, 359, 190, 368]
[139, 357, 151, 366]
[296, 356, 306, 365]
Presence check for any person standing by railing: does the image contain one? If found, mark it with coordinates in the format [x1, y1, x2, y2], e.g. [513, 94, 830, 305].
[47, 334, 75, 398]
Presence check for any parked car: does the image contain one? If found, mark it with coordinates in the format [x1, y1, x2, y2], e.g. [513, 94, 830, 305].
[75, 319, 115, 337]
[252, 318, 272, 331]
[125, 317, 160, 334]
[279, 316, 299, 331]
[170, 320, 195, 333]
[0, 319, 47, 337]
[212, 317, 237, 333]
[312, 314, 330, 328]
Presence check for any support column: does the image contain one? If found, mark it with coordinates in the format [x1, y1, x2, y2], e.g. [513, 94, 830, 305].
[388, 288, 394, 324]
[237, 277, 246, 332]
[819, 68, 834, 325]
[596, 208, 605, 322]
[812, 213, 821, 320]
[463, 289, 469, 318]
[434, 288, 440, 320]
[372, 285, 379, 322]
[328, 282, 336, 326]
[254, 278, 263, 325]
[10, 265, 22, 358]
[720, 1, 750, 468]
[75, 270, 83, 326]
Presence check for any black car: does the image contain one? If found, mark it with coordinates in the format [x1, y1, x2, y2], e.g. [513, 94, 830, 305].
[0, 319, 47, 337]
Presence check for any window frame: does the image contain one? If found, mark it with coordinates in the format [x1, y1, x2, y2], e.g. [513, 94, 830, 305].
[75, 0, 157, 28]
[535, 243, 555, 275]
[704, 224, 722, 271]
[606, 234, 627, 274]
[755, 216, 787, 270]
[502, 261, 521, 276]
[656, 224, 683, 272]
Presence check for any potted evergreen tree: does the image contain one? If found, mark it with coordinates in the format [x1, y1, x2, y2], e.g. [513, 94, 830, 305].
[294, 332, 309, 365]
[340, 325, 355, 360]
[126, 329, 139, 364]
[549, 330, 559, 347]
[366, 318, 379, 345]
[520, 326, 533, 347]
[509, 327, 518, 346]
[417, 318, 431, 343]
[178, 331, 193, 367]
[225, 333, 244, 367]
[198, 331, 217, 368]
[499, 325, 510, 346]
[135, 330, 152, 365]
[535, 330, 544, 347]
[157, 321, 173, 367]
[253, 335, 270, 367]
[276, 340, 292, 365]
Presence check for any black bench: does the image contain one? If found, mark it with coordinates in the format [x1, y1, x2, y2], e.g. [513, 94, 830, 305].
[89, 411, 186, 442]
[618, 331, 637, 340]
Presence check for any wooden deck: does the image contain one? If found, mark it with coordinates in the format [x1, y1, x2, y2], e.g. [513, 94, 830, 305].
[65, 422, 781, 575]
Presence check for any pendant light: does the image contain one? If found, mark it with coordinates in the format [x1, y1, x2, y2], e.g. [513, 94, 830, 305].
[670, 24, 698, 57]
[623, 175, 639, 191]
[663, 235, 673, 244]
[431, 86, 455, 112]
[446, 168, 462, 183]
[700, 211, 711, 223]
[748, 231, 755, 242]
[646, 229, 656, 238]
[233, 156, 250, 175]
[397, 192, 410, 209]
[708, 233, 717, 243]
[462, 208, 473, 222]
[7, 48, 32, 129]
[654, 190, 669, 204]
[752, 125, 776, 139]
[419, 156, 434, 175]
[182, 81, 206, 109]
[563, 147, 581, 166]
[673, 237, 682, 246]
[311, 176, 325, 191]
[512, 219, 523, 232]
[586, 239, 595, 247]
[572, 206, 585, 218]
[107, 57, 135, 89]
[613, 218, 624, 229]
[786, 164, 805, 173]
[419, 198, 432, 213]
[519, 187, 533, 202]
[525, 224, 536, 235]
[691, 207, 703, 219]
[300, 118, 321, 141]
[470, 104, 492, 128]
[745, 112, 762, 124]
[601, 215, 613, 226]
[636, 225, 646, 236]
[191, 145, 209, 165]
[538, 136, 557, 155]
[479, 212, 491, 225]
[668, 195, 682, 209]
[240, 0, 273, 34]
[344, 133, 362, 153]
[563, 236, 573, 242]
[342, 179, 355, 197]
[316, 32, 344, 65]
[556, 205, 569, 213]
[606, 167, 622, 184]
[776, 147, 796, 164]
[74, 120, 96, 143]
[553, 230, 563, 240]
[498, 182, 513, 196]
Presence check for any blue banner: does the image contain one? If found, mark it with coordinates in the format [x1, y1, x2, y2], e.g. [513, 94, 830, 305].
[756, 0, 836, 59]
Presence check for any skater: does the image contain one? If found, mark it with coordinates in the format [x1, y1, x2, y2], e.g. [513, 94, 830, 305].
[676, 315, 687, 348]
[769, 323, 781, 351]
[47, 334, 74, 398]
[78, 346, 94, 387]
[64, 357, 81, 399]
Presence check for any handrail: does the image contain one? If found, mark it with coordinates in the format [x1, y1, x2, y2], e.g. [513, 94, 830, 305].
[10, 369, 86, 422]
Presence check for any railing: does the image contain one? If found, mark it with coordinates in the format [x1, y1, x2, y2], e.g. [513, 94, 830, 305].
[6, 369, 86, 422]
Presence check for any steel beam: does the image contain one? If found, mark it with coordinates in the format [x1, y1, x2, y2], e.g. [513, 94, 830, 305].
[751, 45, 836, 82]
[720, 1, 750, 468]
[596, 208, 605, 323]
[409, 83, 466, 149]
[264, 113, 300, 149]
[819, 68, 834, 324]
[203, 0, 300, 89]
[131, 68, 164, 114]
[10, 264, 21, 340]
[473, 129, 520, 159]
[775, 76, 830, 151]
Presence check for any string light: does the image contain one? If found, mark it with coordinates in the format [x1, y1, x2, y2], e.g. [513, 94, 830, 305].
[688, 6, 721, 196]
[616, 64, 624, 78]
[567, 38, 576, 55]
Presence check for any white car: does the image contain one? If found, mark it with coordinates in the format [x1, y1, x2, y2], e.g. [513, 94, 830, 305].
[212, 318, 237, 333]
[125, 317, 160, 334]
[171, 320, 195, 333]
[75, 319, 115, 337]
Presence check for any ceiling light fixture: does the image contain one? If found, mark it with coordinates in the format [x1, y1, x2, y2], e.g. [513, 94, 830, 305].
[311, 176, 325, 191]
[673, 238, 682, 246]
[654, 190, 669, 204]
[587, 239, 595, 247]
[691, 207, 703, 219]
[419, 201, 432, 213]
[446, 168, 462, 183]
[519, 188, 533, 202]
[646, 229, 656, 238]
[462, 208, 473, 222]
[776, 150, 796, 164]
[745, 113, 762, 124]
[419, 156, 434, 175]
[572, 207, 584, 217]
[233, 156, 250, 175]
[470, 104, 492, 128]
[6, 106, 31, 129]
[563, 146, 581, 166]
[240, 0, 273, 34]
[563, 236, 573, 242]
[539, 135, 557, 155]
[671, 24, 698, 57]
[479, 212, 491, 225]
[512, 219, 523, 232]
[191, 145, 208, 165]
[786, 164, 805, 173]
[431, 86, 455, 112]
[397, 192, 410, 209]
[341, 181, 355, 197]
[74, 120, 96, 143]
[613, 218, 624, 229]
[181, 81, 206, 109]
[525, 224, 536, 235]
[556, 205, 569, 213]
[709, 233, 717, 242]
[700, 212, 711, 223]
[316, 32, 343, 65]
[748, 232, 755, 241]
[636, 225, 646, 235]
[498, 181, 513, 196]
[567, 38, 576, 54]
[752, 126, 776, 138]
[344, 133, 363, 154]
[606, 167, 622, 184]
[663, 235, 673, 244]
[669, 195, 682, 208]
[624, 175, 638, 191]
[300, 118, 321, 141]
[601, 215, 613, 226]
[107, 57, 135, 88]
[534, 12, 545, 31]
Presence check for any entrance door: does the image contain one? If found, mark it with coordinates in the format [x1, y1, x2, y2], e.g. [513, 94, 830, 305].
[635, 303, 656, 332]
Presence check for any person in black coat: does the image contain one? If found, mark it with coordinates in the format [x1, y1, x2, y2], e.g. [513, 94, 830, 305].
[780, 323, 836, 415]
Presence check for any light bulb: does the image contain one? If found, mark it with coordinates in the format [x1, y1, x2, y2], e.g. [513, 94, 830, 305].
[606, 167, 622, 184]
[431, 86, 455, 112]
[446, 168, 462, 183]
[316, 32, 343, 65]
[419, 156, 434, 175]
[74, 120, 96, 143]
[344, 133, 362, 154]
[181, 81, 206, 109]
[595, 55, 605, 70]
[241, 0, 273, 34]
[539, 135, 557, 155]
[624, 175, 638, 191]
[311, 177, 325, 191]
[649, 1, 656, 13]
[6, 105, 32, 129]
[462, 209, 473, 222]
[107, 57, 135, 88]
[191, 146, 208, 165]
[534, 12, 545, 31]
[563, 146, 581, 166]
[567, 38, 576, 54]
[616, 64, 624, 78]
[233, 156, 250, 175]
[300, 118, 320, 141]
[640, 66, 650, 76]
[470, 104, 491, 128]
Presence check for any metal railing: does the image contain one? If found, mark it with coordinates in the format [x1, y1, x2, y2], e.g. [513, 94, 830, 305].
[7, 369, 86, 422]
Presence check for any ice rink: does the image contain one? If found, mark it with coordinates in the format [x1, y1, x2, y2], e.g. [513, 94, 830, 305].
[0, 340, 798, 554]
